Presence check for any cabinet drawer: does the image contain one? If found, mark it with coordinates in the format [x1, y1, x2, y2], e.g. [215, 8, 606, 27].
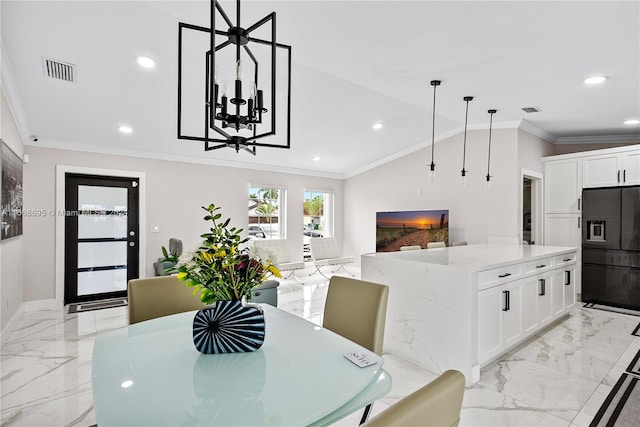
[523, 258, 553, 274]
[478, 265, 522, 290]
[554, 253, 576, 267]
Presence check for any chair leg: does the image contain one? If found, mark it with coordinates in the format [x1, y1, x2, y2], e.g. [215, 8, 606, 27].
[331, 264, 354, 277]
[309, 264, 330, 279]
[359, 403, 373, 425]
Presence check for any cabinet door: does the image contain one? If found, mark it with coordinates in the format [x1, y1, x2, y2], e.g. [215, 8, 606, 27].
[583, 153, 621, 188]
[544, 159, 581, 213]
[563, 266, 576, 310]
[551, 269, 565, 316]
[622, 150, 640, 186]
[501, 282, 522, 347]
[478, 286, 503, 363]
[537, 274, 553, 325]
[521, 277, 539, 334]
[545, 214, 581, 247]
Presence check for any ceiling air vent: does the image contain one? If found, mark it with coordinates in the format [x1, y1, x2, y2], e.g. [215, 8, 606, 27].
[43, 58, 76, 83]
[522, 106, 541, 113]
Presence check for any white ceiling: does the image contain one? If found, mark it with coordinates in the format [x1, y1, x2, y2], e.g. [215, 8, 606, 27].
[2, 1, 639, 178]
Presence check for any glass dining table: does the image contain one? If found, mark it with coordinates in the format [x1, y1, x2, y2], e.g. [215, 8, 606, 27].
[91, 303, 391, 426]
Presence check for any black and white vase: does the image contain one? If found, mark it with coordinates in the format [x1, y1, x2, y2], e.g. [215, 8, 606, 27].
[192, 298, 265, 354]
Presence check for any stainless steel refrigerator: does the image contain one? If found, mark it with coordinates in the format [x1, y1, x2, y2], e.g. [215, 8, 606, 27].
[582, 186, 640, 310]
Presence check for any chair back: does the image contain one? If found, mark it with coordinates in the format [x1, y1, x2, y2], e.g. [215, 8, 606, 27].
[452, 241, 468, 246]
[400, 245, 421, 251]
[427, 241, 446, 249]
[363, 370, 465, 427]
[322, 276, 389, 355]
[128, 276, 205, 325]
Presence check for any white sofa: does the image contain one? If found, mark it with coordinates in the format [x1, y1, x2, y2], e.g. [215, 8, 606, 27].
[251, 239, 306, 281]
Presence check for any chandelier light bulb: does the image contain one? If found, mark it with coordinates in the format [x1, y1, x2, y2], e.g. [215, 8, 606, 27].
[236, 60, 242, 80]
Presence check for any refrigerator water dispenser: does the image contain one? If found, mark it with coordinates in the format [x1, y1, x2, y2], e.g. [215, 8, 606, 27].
[588, 220, 606, 242]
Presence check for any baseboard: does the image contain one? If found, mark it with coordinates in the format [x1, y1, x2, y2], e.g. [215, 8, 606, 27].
[1, 302, 25, 347]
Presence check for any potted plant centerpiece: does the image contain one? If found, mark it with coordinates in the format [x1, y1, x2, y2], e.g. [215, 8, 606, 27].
[165, 204, 281, 354]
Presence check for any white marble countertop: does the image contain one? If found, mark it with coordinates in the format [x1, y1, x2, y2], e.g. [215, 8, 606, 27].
[361, 243, 577, 272]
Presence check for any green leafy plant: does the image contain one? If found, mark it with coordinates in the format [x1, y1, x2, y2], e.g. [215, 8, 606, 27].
[164, 204, 281, 304]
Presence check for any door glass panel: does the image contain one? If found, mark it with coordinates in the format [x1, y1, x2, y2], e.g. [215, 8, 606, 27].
[77, 269, 127, 296]
[76, 185, 129, 296]
[78, 186, 127, 211]
[78, 215, 127, 239]
[77, 242, 127, 268]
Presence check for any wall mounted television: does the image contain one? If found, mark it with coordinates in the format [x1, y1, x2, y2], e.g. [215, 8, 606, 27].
[376, 210, 449, 252]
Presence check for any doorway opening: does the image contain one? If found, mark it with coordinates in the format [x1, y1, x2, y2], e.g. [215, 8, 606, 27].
[521, 170, 542, 245]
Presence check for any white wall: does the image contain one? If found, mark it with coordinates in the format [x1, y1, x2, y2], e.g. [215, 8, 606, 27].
[343, 128, 520, 263]
[22, 146, 343, 302]
[1, 88, 25, 333]
[517, 129, 555, 173]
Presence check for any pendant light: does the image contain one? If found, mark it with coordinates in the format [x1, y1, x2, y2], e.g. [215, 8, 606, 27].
[485, 109, 497, 187]
[428, 80, 441, 180]
[460, 96, 473, 186]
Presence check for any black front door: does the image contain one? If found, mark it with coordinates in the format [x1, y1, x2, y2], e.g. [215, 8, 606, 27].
[64, 174, 139, 304]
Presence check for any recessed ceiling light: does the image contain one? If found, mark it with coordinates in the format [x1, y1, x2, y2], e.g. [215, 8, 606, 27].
[136, 56, 156, 68]
[118, 125, 133, 134]
[312, 156, 321, 161]
[372, 122, 383, 130]
[624, 119, 640, 125]
[584, 76, 607, 85]
[121, 380, 134, 389]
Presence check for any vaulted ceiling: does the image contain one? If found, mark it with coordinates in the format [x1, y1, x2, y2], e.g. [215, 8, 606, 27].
[2, 1, 639, 178]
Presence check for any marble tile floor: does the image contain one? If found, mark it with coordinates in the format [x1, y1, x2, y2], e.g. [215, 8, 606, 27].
[1, 266, 639, 427]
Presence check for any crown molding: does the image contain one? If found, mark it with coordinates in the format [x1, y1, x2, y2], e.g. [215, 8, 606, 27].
[555, 134, 640, 144]
[26, 137, 346, 180]
[517, 119, 557, 143]
[0, 43, 31, 145]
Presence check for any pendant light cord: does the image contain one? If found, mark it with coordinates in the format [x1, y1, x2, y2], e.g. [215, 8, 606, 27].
[429, 80, 441, 171]
[431, 83, 437, 165]
[486, 110, 496, 179]
[462, 97, 472, 173]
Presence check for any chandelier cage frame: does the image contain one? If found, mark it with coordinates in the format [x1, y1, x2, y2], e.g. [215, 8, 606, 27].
[177, 0, 292, 154]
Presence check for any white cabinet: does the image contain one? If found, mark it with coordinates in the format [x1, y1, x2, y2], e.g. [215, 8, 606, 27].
[521, 276, 540, 334]
[537, 274, 553, 326]
[583, 148, 640, 188]
[544, 158, 581, 213]
[478, 280, 523, 362]
[563, 266, 577, 310]
[622, 151, 640, 185]
[477, 252, 577, 365]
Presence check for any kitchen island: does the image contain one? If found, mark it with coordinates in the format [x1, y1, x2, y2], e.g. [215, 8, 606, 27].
[361, 243, 577, 385]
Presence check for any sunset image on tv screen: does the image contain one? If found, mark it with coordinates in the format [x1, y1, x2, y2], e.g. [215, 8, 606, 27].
[376, 210, 448, 252]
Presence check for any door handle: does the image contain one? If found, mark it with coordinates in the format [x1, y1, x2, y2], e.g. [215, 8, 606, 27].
[498, 273, 511, 278]
[565, 270, 571, 286]
[578, 197, 581, 211]
[623, 169, 626, 183]
[618, 170, 621, 183]
[578, 216, 581, 229]
[539, 278, 546, 296]
[536, 264, 547, 269]
[502, 290, 510, 311]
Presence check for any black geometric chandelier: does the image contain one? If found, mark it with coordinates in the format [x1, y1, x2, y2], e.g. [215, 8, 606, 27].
[177, 0, 291, 154]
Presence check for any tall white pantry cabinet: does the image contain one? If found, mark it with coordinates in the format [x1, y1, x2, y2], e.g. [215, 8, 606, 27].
[543, 144, 640, 295]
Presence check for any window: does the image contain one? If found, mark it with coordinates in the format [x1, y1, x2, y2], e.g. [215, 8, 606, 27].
[248, 186, 286, 239]
[303, 190, 333, 242]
